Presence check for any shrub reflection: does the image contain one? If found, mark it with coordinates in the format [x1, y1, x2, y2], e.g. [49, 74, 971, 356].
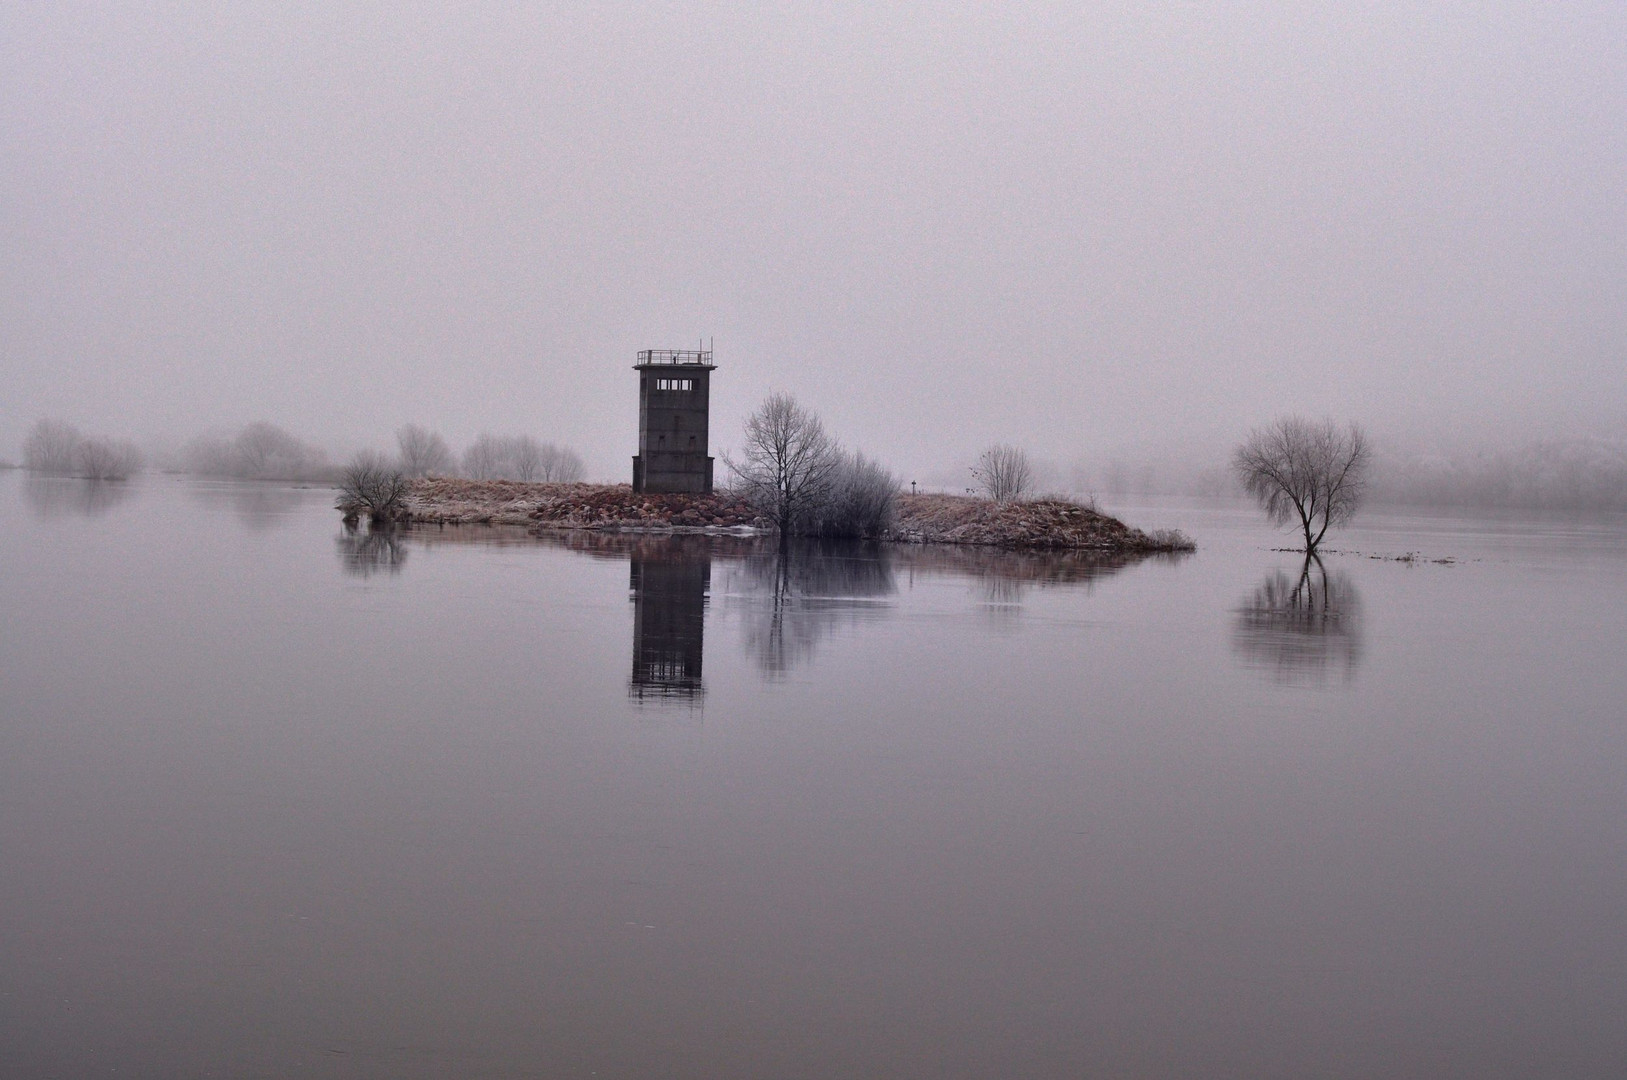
[336, 524, 409, 577]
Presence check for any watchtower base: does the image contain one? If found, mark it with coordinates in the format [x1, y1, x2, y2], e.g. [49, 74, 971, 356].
[633, 455, 715, 494]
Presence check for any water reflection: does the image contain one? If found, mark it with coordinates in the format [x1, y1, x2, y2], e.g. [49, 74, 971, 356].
[1232, 556, 1363, 685]
[391, 528, 1164, 688]
[726, 541, 898, 676]
[22, 475, 135, 518]
[628, 536, 712, 702]
[336, 525, 409, 577]
[188, 480, 312, 531]
[898, 546, 1158, 620]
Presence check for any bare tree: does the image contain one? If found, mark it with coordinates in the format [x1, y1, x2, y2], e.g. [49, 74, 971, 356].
[461, 433, 505, 479]
[182, 422, 328, 480]
[76, 438, 142, 480]
[971, 444, 1033, 502]
[336, 451, 411, 524]
[538, 443, 585, 483]
[396, 424, 452, 478]
[725, 392, 840, 542]
[1233, 416, 1370, 553]
[236, 422, 307, 478]
[22, 419, 83, 474]
[504, 435, 542, 481]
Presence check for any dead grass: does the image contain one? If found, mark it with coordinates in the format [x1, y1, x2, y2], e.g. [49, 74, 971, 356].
[401, 481, 1194, 552]
[889, 493, 1194, 552]
[404, 478, 764, 529]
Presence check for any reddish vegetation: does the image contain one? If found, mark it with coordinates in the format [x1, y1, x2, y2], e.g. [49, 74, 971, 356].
[889, 494, 1192, 552]
[531, 485, 762, 529]
[404, 478, 763, 529]
[401, 479, 1193, 552]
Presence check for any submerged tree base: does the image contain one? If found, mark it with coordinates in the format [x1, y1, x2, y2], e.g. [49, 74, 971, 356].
[388, 479, 1194, 553]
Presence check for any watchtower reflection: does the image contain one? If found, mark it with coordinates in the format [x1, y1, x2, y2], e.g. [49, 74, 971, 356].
[629, 539, 711, 701]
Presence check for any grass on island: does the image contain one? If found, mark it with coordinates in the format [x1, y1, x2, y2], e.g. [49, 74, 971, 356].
[399, 478, 1193, 552]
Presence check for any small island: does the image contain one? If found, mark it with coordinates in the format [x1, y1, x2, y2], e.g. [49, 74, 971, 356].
[337, 347, 1193, 555]
[395, 478, 1193, 554]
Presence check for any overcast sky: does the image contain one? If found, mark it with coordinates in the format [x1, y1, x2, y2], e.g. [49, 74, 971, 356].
[4, 2, 1624, 482]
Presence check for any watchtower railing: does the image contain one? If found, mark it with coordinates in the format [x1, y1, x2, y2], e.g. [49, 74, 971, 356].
[637, 349, 713, 366]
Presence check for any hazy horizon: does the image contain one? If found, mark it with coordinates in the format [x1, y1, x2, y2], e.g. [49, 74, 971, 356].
[5, 4, 1624, 484]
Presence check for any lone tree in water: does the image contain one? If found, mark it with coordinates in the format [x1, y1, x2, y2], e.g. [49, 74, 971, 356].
[725, 392, 839, 542]
[1233, 416, 1370, 554]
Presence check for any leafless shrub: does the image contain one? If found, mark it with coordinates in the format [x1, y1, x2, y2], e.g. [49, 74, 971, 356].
[22, 419, 84, 474]
[396, 424, 453, 478]
[76, 437, 143, 480]
[336, 451, 411, 524]
[798, 451, 899, 539]
[724, 392, 841, 540]
[1234, 417, 1370, 553]
[1140, 528, 1196, 552]
[972, 444, 1033, 502]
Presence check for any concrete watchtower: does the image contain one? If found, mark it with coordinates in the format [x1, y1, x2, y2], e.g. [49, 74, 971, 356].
[632, 348, 716, 493]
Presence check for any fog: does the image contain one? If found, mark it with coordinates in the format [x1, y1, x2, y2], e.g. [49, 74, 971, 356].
[4, 3, 1624, 488]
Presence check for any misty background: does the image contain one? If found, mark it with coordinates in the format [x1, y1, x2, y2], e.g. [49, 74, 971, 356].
[4, 3, 1624, 497]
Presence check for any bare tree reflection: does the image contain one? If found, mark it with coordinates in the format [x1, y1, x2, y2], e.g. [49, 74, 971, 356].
[628, 542, 711, 703]
[336, 524, 409, 577]
[1232, 556, 1363, 685]
[979, 573, 1031, 610]
[724, 540, 897, 676]
[380, 527, 1183, 681]
[22, 476, 135, 518]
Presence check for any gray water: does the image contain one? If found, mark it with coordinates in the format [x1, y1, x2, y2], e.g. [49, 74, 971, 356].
[4, 473, 1627, 1078]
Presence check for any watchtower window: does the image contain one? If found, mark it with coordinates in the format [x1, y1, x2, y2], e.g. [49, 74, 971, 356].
[654, 378, 693, 392]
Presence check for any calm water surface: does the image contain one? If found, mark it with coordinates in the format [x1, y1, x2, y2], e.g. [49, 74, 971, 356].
[4, 474, 1627, 1078]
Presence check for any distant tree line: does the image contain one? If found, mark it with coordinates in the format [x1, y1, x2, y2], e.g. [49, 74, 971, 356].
[456, 431, 584, 483]
[22, 419, 143, 480]
[1371, 437, 1627, 512]
[164, 421, 586, 485]
[181, 422, 331, 481]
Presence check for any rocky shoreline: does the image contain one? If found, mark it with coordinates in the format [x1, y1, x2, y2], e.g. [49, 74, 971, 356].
[395, 478, 1193, 553]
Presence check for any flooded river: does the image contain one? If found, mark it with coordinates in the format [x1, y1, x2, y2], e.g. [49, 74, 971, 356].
[3, 472, 1626, 1077]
